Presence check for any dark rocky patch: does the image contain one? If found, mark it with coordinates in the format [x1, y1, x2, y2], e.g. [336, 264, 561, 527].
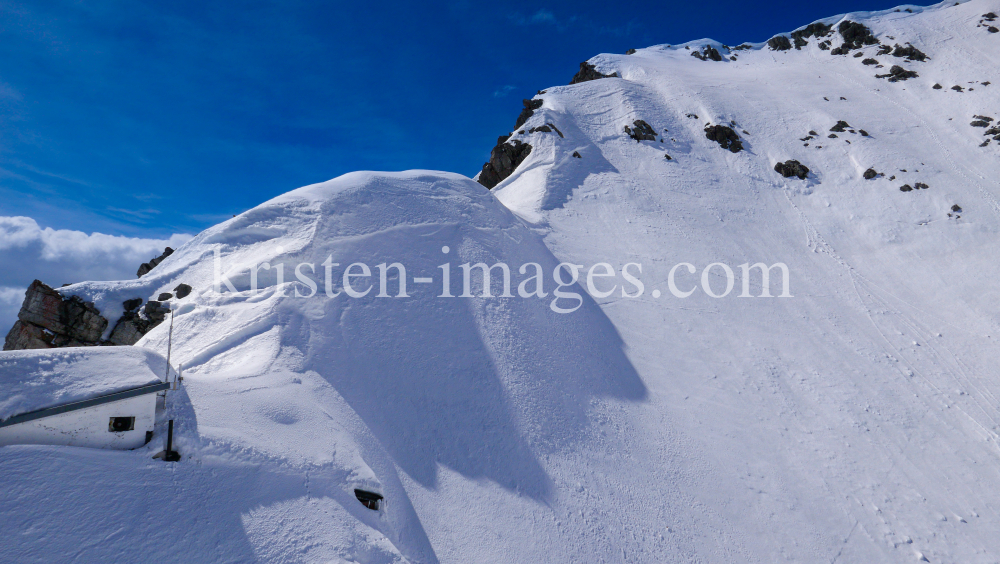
[529, 125, 552, 133]
[853, 52, 864, 58]
[933, 83, 943, 89]
[989, 26, 999, 33]
[971, 120, 990, 127]
[732, 43, 753, 51]
[572, 151, 581, 158]
[952, 204, 963, 212]
[818, 40, 832, 50]
[3, 280, 109, 350]
[691, 46, 724, 61]
[952, 85, 964, 91]
[830, 120, 851, 132]
[862, 58, 879, 65]
[570, 62, 618, 84]
[900, 184, 913, 192]
[704, 125, 743, 152]
[478, 137, 532, 189]
[774, 160, 810, 179]
[864, 168, 879, 179]
[828, 133, 838, 138]
[790, 22, 833, 50]
[809, 130, 818, 135]
[123, 298, 143, 312]
[137, 247, 174, 278]
[548, 123, 564, 138]
[174, 284, 192, 299]
[514, 99, 544, 129]
[626, 49, 637, 55]
[157, 292, 173, 301]
[915, 182, 929, 190]
[892, 44, 928, 61]
[625, 120, 657, 142]
[877, 45, 893, 55]
[837, 21, 879, 51]
[664, 154, 673, 160]
[768, 36, 792, 51]
[876, 65, 918, 82]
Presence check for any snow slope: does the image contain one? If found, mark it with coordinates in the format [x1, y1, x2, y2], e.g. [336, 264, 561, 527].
[4, 1, 1000, 562]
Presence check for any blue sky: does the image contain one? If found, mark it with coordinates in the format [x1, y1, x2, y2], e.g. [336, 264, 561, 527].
[1, 0, 914, 240]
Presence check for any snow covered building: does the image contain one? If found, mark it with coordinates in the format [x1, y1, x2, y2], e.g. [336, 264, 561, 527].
[0, 347, 170, 450]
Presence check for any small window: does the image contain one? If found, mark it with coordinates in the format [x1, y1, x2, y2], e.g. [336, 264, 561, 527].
[109, 417, 135, 432]
[354, 489, 383, 511]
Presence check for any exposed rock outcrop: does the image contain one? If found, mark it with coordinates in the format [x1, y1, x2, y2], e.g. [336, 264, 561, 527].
[892, 44, 928, 61]
[876, 65, 918, 82]
[137, 247, 174, 278]
[704, 125, 743, 153]
[836, 21, 878, 51]
[691, 46, 724, 61]
[624, 120, 657, 142]
[768, 36, 792, 51]
[515, 99, 544, 130]
[478, 137, 533, 189]
[774, 160, 810, 179]
[3, 281, 108, 350]
[107, 300, 170, 346]
[570, 62, 618, 84]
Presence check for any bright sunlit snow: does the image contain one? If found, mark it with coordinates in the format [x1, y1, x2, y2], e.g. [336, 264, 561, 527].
[3, 1, 1000, 562]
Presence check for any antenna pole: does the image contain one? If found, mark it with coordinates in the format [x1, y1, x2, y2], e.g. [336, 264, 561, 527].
[164, 305, 174, 383]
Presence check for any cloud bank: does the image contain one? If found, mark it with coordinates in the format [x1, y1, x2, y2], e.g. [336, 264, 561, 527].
[0, 216, 192, 335]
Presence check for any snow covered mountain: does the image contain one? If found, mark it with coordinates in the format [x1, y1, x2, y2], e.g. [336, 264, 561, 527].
[3, 1, 1000, 562]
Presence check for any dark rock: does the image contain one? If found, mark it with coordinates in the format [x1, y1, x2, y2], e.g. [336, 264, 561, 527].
[774, 160, 810, 179]
[514, 99, 544, 130]
[137, 247, 174, 278]
[984, 12, 998, 20]
[704, 125, 743, 153]
[900, 184, 913, 192]
[952, 85, 964, 91]
[158, 292, 173, 301]
[892, 44, 928, 61]
[862, 58, 879, 65]
[971, 120, 990, 127]
[973, 115, 994, 122]
[809, 130, 818, 135]
[837, 21, 878, 51]
[107, 300, 171, 346]
[933, 83, 943, 89]
[477, 138, 533, 189]
[864, 168, 878, 179]
[625, 120, 657, 142]
[548, 123, 564, 138]
[830, 120, 851, 132]
[174, 284, 192, 299]
[570, 62, 618, 84]
[985, 127, 1000, 135]
[859, 130, 869, 136]
[626, 48, 637, 55]
[733, 43, 753, 51]
[529, 125, 552, 133]
[989, 26, 999, 33]
[123, 298, 143, 311]
[768, 36, 792, 51]
[828, 133, 838, 138]
[691, 46, 723, 61]
[572, 151, 581, 158]
[915, 182, 929, 190]
[876, 65, 918, 81]
[790, 22, 832, 49]
[3, 280, 109, 350]
[664, 154, 672, 160]
[853, 52, 864, 58]
[818, 40, 831, 50]
[830, 45, 851, 56]
[951, 204, 962, 212]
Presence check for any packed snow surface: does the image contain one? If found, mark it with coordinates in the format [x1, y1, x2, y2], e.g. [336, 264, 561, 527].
[4, 1, 1000, 562]
[0, 347, 166, 421]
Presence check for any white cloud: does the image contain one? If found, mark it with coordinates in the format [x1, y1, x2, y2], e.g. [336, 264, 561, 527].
[0, 216, 193, 334]
[493, 85, 517, 98]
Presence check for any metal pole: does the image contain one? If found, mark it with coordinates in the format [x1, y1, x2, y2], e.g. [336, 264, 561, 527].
[164, 306, 174, 383]
[166, 419, 174, 454]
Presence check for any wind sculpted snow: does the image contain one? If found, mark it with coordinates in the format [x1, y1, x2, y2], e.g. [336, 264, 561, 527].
[4, 0, 1000, 562]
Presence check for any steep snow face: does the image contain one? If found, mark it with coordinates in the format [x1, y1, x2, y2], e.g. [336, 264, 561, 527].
[4, 1, 1000, 562]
